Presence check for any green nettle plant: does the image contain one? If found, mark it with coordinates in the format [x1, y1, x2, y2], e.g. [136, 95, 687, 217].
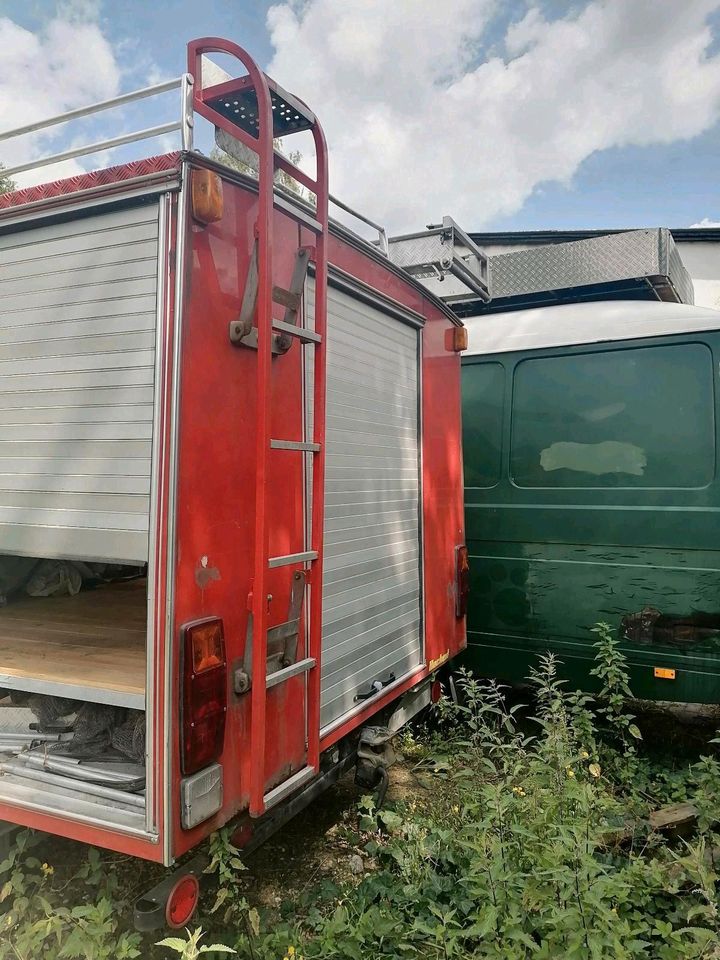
[3, 622, 720, 959]
[157, 927, 236, 959]
[590, 621, 643, 749]
[259, 632, 720, 959]
[0, 835, 141, 959]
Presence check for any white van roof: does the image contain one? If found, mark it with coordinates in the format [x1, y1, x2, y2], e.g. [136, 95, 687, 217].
[463, 300, 720, 356]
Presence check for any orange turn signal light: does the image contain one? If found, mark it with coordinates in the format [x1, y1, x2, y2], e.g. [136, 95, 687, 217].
[191, 168, 224, 225]
[452, 325, 468, 352]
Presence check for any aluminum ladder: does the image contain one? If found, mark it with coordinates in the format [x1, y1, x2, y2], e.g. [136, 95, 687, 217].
[188, 38, 329, 818]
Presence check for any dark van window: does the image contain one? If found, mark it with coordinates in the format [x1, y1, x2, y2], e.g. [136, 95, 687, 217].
[511, 343, 715, 489]
[462, 361, 505, 488]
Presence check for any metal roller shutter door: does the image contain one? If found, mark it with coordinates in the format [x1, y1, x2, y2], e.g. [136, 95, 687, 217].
[0, 201, 159, 564]
[307, 281, 423, 729]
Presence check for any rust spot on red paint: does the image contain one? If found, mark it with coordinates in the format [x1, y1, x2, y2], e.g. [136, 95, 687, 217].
[195, 555, 221, 589]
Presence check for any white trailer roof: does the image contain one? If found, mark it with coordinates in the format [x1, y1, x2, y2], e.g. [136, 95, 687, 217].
[464, 299, 720, 356]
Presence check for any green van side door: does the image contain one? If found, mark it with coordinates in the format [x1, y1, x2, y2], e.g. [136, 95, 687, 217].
[462, 332, 720, 703]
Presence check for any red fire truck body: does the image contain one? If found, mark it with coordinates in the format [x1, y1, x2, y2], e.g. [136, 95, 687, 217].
[0, 39, 466, 885]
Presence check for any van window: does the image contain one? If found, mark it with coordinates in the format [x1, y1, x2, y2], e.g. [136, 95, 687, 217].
[511, 342, 715, 488]
[462, 361, 505, 488]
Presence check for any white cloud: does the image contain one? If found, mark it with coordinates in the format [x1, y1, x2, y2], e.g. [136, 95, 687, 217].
[266, 0, 720, 231]
[0, 9, 120, 187]
[691, 217, 720, 227]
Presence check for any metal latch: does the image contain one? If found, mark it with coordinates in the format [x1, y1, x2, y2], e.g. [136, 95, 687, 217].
[354, 672, 396, 702]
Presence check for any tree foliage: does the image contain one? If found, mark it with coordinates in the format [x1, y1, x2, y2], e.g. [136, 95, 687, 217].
[209, 137, 307, 200]
[0, 163, 16, 195]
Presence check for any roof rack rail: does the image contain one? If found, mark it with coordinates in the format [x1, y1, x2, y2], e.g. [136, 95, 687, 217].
[0, 76, 194, 180]
[329, 194, 388, 255]
[387, 216, 490, 303]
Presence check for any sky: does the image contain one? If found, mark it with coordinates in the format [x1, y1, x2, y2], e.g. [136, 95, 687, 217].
[1, 0, 720, 234]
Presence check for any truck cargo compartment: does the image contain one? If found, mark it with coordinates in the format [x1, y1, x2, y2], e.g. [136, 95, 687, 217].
[0, 699, 147, 834]
[0, 573, 149, 834]
[0, 577, 146, 709]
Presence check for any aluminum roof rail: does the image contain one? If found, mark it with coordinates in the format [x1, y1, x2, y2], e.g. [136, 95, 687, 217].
[0, 75, 194, 179]
[329, 195, 388, 255]
[0, 51, 391, 260]
[386, 216, 491, 303]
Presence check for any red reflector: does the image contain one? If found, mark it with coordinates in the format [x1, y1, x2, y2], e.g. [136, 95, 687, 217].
[455, 544, 469, 619]
[182, 618, 227, 776]
[431, 679, 442, 703]
[165, 874, 200, 928]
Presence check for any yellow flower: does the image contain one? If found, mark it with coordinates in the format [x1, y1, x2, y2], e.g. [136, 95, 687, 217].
[589, 763, 601, 779]
[41, 862, 54, 877]
[288, 949, 296, 958]
[580, 750, 589, 760]
[566, 768, 575, 778]
[451, 805, 460, 814]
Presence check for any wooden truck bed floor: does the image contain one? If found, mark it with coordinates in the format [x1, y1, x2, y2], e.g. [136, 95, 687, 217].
[0, 579, 146, 710]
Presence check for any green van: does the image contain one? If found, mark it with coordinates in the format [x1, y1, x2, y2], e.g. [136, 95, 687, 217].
[462, 298, 720, 703]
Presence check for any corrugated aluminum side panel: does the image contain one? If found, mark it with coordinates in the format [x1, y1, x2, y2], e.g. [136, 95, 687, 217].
[0, 202, 159, 563]
[306, 281, 423, 729]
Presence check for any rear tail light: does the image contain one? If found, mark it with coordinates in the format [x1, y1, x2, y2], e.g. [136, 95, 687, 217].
[181, 618, 227, 776]
[455, 544, 469, 619]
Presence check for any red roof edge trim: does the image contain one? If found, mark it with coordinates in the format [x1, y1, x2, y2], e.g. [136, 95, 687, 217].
[0, 153, 183, 211]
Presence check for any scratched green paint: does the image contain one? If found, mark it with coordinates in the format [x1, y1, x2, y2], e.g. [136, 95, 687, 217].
[461, 331, 720, 703]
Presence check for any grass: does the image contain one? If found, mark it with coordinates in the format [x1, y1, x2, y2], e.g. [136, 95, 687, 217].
[4, 626, 720, 958]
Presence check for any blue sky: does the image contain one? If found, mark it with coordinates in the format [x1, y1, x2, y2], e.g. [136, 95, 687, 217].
[494, 124, 720, 231]
[2, 0, 720, 233]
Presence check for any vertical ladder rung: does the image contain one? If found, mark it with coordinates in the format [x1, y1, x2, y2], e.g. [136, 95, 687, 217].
[270, 439, 320, 452]
[268, 550, 317, 568]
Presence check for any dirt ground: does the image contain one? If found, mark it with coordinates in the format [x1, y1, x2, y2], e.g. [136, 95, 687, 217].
[236, 758, 429, 913]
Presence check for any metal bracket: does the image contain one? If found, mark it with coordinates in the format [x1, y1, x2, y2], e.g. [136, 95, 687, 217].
[387, 215, 490, 304]
[229, 243, 312, 354]
[355, 726, 395, 808]
[235, 571, 306, 694]
[133, 852, 209, 932]
[266, 569, 306, 675]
